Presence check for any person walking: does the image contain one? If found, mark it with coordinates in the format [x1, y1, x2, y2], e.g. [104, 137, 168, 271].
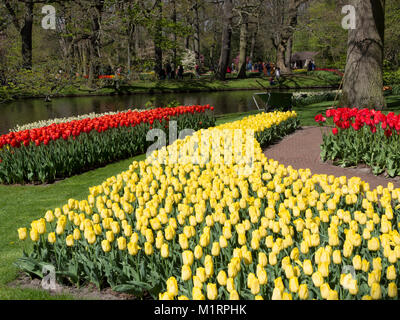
[171, 62, 176, 80]
[178, 65, 184, 80]
[266, 62, 271, 76]
[275, 67, 281, 82]
[258, 62, 263, 73]
[195, 64, 200, 79]
[166, 62, 172, 80]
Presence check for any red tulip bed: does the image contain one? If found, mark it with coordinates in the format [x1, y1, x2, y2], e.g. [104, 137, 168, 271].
[315, 107, 400, 177]
[0, 105, 215, 184]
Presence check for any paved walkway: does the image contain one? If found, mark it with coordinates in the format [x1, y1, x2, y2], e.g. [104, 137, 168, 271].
[263, 127, 400, 190]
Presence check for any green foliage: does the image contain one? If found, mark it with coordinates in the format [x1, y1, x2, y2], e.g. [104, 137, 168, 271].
[292, 91, 340, 107]
[383, 69, 400, 85]
[392, 85, 400, 95]
[321, 124, 400, 177]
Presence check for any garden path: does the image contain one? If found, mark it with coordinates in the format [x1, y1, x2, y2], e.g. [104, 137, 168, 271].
[264, 126, 400, 190]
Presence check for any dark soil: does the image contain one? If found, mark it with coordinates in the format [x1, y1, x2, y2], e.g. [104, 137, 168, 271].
[8, 273, 152, 300]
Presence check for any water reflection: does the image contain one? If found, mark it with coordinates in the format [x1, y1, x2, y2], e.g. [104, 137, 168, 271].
[0, 89, 328, 134]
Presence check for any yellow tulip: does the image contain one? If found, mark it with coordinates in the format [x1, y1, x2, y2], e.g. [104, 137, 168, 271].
[18, 228, 27, 241]
[106, 231, 114, 242]
[192, 287, 205, 300]
[160, 243, 169, 258]
[102, 239, 111, 252]
[144, 242, 153, 255]
[361, 259, 370, 273]
[182, 250, 194, 266]
[368, 237, 380, 251]
[388, 282, 397, 298]
[226, 277, 235, 293]
[229, 290, 240, 300]
[386, 265, 396, 280]
[194, 245, 203, 260]
[30, 228, 39, 242]
[111, 221, 120, 235]
[352, 255, 362, 270]
[298, 284, 309, 300]
[36, 219, 46, 235]
[289, 277, 299, 293]
[303, 259, 313, 275]
[217, 270, 227, 286]
[127, 241, 140, 256]
[370, 283, 382, 300]
[373, 257, 382, 271]
[166, 277, 178, 297]
[196, 267, 207, 283]
[271, 287, 282, 300]
[181, 265, 192, 281]
[207, 283, 218, 300]
[66, 234, 74, 247]
[211, 242, 221, 256]
[47, 232, 56, 244]
[320, 283, 330, 299]
[45, 210, 55, 223]
[312, 271, 324, 287]
[117, 237, 126, 250]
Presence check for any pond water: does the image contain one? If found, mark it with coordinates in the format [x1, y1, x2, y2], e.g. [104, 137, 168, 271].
[0, 88, 331, 134]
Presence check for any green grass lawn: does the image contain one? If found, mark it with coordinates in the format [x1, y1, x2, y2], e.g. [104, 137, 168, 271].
[0, 111, 259, 300]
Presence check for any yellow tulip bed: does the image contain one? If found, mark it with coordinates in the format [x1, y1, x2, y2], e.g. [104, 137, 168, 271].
[16, 110, 400, 300]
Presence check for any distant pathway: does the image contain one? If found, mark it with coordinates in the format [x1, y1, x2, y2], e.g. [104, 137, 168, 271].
[263, 127, 400, 190]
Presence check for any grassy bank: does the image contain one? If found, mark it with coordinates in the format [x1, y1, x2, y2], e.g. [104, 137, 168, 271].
[1, 72, 341, 103]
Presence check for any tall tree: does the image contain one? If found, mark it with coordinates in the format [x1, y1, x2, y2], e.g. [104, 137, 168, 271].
[340, 0, 386, 109]
[237, 11, 248, 79]
[216, 0, 233, 80]
[235, 1, 262, 79]
[4, 0, 34, 69]
[272, 0, 308, 74]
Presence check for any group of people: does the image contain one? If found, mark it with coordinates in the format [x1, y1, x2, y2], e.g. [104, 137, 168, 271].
[305, 59, 316, 71]
[158, 62, 185, 80]
[245, 60, 281, 85]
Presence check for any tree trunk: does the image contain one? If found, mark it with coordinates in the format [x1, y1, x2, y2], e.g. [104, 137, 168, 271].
[154, 0, 163, 76]
[89, 0, 104, 84]
[276, 42, 289, 73]
[194, 1, 201, 65]
[340, 0, 386, 109]
[237, 13, 248, 79]
[21, 1, 34, 69]
[172, 0, 177, 66]
[285, 36, 293, 68]
[216, 0, 233, 81]
[250, 30, 256, 62]
[275, 0, 305, 74]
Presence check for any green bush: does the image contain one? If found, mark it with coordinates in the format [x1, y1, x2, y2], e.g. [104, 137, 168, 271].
[292, 91, 340, 107]
[307, 71, 342, 83]
[392, 85, 400, 95]
[383, 69, 400, 85]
